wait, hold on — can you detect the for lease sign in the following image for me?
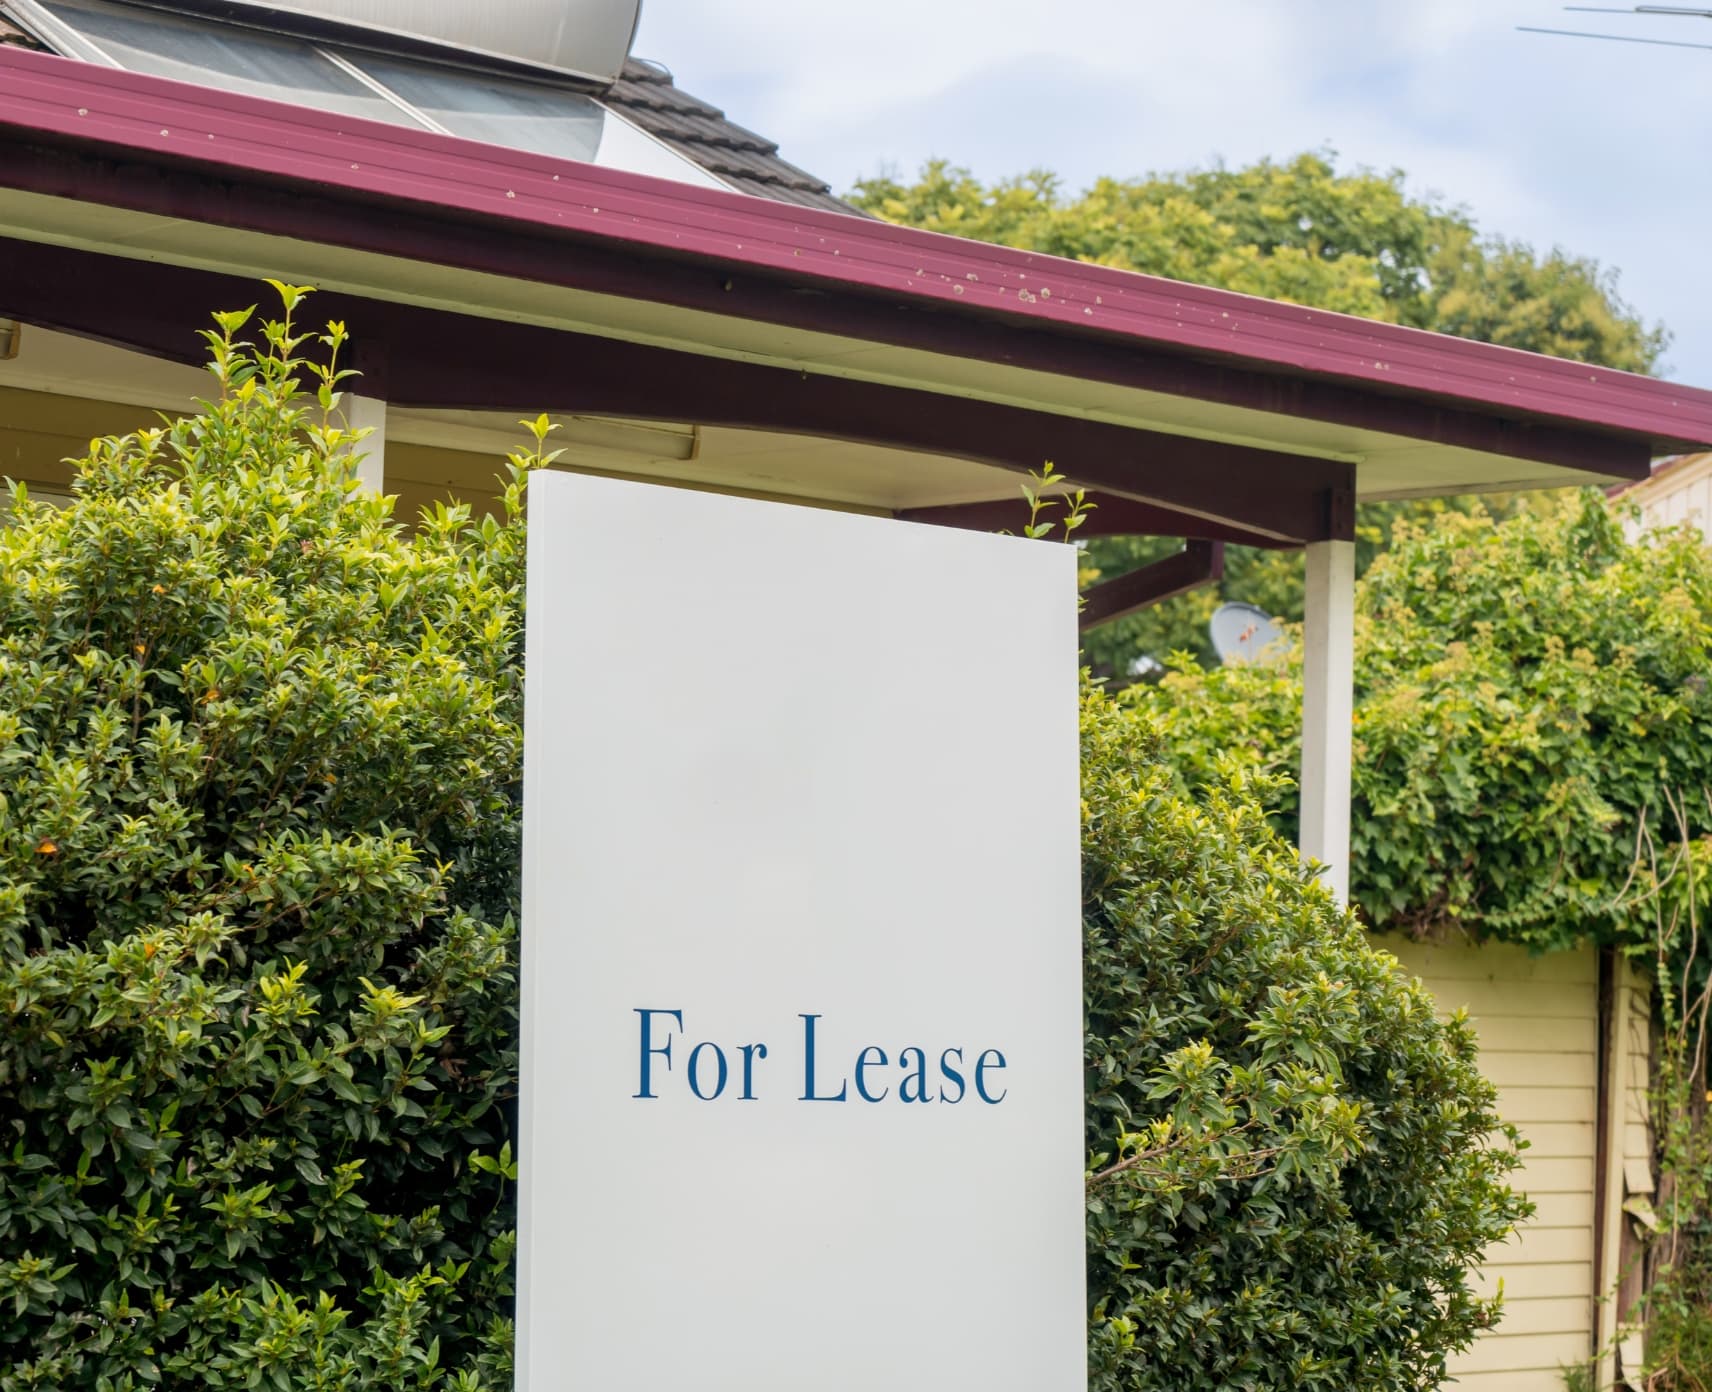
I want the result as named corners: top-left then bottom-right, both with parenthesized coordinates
top-left (517, 473), bottom-right (1084, 1391)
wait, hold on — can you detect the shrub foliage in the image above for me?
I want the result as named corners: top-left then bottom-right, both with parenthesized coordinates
top-left (1141, 493), bottom-right (1712, 951)
top-left (1080, 687), bottom-right (1527, 1390)
top-left (0, 291), bottom-right (1526, 1390)
top-left (0, 292), bottom-right (525, 1389)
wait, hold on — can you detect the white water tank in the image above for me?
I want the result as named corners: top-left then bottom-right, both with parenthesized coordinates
top-left (175, 0), bottom-right (644, 83)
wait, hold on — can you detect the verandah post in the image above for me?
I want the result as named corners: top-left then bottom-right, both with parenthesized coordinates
top-left (342, 393), bottom-right (388, 494)
top-left (1300, 537), bottom-right (1356, 899)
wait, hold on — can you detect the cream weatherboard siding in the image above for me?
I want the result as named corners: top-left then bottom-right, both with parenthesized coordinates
top-left (1382, 938), bottom-right (1599, 1391)
top-left (1618, 452), bottom-right (1712, 538)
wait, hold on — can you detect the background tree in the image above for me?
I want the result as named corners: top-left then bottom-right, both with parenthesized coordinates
top-left (1126, 490), bottom-right (1712, 1385)
top-left (852, 153), bottom-right (1668, 676)
top-left (1134, 491), bottom-right (1712, 951)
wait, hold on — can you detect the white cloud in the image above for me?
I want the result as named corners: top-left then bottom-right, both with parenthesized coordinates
top-left (634, 0), bottom-right (1712, 383)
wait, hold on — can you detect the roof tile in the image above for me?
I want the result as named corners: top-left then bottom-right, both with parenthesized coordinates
top-left (605, 58), bottom-right (858, 216)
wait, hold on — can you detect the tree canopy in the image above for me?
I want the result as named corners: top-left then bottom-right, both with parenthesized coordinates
top-left (853, 153), bottom-right (1663, 370)
top-left (852, 153), bottom-right (1668, 677)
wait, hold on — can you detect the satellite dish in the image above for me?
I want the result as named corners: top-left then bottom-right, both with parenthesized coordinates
top-left (1209, 603), bottom-right (1283, 666)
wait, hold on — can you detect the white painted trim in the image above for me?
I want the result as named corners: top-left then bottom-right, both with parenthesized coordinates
top-left (1597, 957), bottom-right (1629, 1390)
top-left (1300, 539), bottom-right (1355, 900)
top-left (1615, 452), bottom-right (1712, 513)
top-left (591, 102), bottom-right (735, 193)
top-left (316, 47), bottom-right (451, 134)
top-left (341, 393), bottom-right (387, 494)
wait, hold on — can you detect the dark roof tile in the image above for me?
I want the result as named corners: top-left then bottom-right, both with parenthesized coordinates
top-left (606, 58), bottom-right (859, 216)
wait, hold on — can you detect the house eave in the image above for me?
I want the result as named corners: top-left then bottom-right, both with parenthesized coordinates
top-left (0, 43), bottom-right (1708, 513)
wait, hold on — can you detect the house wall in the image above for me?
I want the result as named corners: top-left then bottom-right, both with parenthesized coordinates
top-left (1618, 452), bottom-right (1712, 539)
top-left (1382, 937), bottom-right (1600, 1390)
top-left (0, 384), bottom-right (128, 494)
top-left (0, 384), bottom-right (505, 519)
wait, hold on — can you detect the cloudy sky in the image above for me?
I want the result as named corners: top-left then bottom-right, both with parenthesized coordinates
top-left (632, 1), bottom-right (1710, 386)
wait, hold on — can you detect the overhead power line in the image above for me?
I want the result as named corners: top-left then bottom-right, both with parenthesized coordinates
top-left (1521, 4), bottom-right (1712, 48)
top-left (1565, 4), bottom-right (1712, 13)
top-left (1519, 23), bottom-right (1712, 47)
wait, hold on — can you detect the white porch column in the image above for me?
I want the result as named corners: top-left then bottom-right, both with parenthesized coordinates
top-left (341, 393), bottom-right (387, 494)
top-left (1300, 539), bottom-right (1356, 899)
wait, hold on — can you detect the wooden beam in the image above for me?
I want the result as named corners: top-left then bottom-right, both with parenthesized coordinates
top-left (0, 237), bottom-right (1357, 544)
top-left (1079, 541), bottom-right (1225, 632)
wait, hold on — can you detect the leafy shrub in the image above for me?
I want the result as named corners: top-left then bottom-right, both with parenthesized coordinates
top-left (1081, 683), bottom-right (1529, 1390)
top-left (0, 291), bottom-right (525, 1389)
top-left (1140, 493), bottom-right (1712, 951)
top-left (0, 288), bottom-right (1526, 1390)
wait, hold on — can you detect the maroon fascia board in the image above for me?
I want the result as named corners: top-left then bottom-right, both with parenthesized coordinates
top-left (0, 132), bottom-right (1653, 487)
top-left (0, 45), bottom-right (1708, 463)
top-left (0, 235), bottom-right (1357, 544)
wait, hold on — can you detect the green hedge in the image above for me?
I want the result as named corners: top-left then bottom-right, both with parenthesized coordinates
top-left (0, 294), bottom-right (1526, 1390)
top-left (0, 296), bottom-right (523, 1389)
top-left (1081, 687), bottom-right (1527, 1391)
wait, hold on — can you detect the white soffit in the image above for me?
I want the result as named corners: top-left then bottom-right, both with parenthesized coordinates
top-left (400, 411), bottom-right (1026, 511)
top-left (0, 329), bottom-right (1031, 511)
top-left (0, 322), bottom-right (211, 408)
top-left (0, 188), bottom-right (1624, 501)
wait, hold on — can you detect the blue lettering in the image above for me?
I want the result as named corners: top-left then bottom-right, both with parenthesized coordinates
top-left (854, 1045), bottom-right (890, 1103)
top-left (688, 1041), bottom-right (728, 1100)
top-left (739, 1042), bottom-right (768, 1100)
top-left (646, 1013), bottom-right (1006, 1107)
top-left (898, 1047), bottom-right (931, 1104)
top-left (633, 1008), bottom-right (683, 1099)
top-left (799, 1014), bottom-right (847, 1102)
top-left (938, 1048), bottom-right (966, 1104)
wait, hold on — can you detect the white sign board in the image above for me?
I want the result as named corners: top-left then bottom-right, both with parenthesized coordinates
top-left (518, 473), bottom-right (1085, 1391)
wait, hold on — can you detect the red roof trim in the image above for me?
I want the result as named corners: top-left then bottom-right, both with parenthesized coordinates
top-left (1608, 452), bottom-right (1710, 498)
top-left (1, 45), bottom-right (1710, 452)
